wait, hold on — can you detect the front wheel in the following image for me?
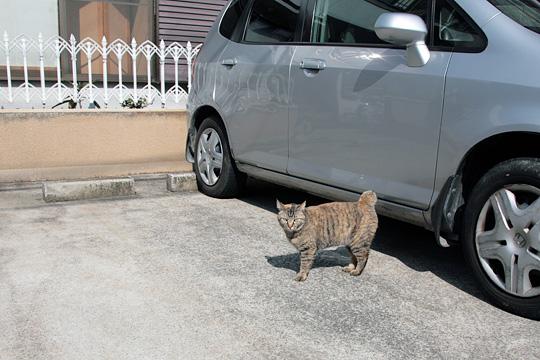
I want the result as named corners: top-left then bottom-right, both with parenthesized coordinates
top-left (193, 117), bottom-right (245, 198)
top-left (462, 158), bottom-right (540, 320)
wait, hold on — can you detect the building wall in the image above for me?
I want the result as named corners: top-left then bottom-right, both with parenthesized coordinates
top-left (158, 0), bottom-right (228, 80)
top-left (0, 0), bottom-right (228, 81)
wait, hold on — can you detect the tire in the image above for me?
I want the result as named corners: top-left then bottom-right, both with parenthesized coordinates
top-left (462, 158), bottom-right (540, 320)
top-left (193, 117), bottom-right (245, 198)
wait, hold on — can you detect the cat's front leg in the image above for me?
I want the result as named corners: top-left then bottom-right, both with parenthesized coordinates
top-left (295, 247), bottom-right (316, 282)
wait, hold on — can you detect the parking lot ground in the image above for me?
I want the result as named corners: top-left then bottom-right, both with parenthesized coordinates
top-left (0, 179), bottom-right (538, 359)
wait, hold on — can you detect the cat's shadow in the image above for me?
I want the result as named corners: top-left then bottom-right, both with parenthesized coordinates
top-left (266, 247), bottom-right (351, 272)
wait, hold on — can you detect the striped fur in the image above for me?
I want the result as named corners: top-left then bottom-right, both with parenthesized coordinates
top-left (277, 191), bottom-right (378, 281)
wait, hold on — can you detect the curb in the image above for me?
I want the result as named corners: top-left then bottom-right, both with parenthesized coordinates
top-left (42, 178), bottom-right (135, 203)
top-left (167, 173), bottom-right (197, 192)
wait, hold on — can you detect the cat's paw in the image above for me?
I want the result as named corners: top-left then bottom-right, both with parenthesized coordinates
top-left (342, 264), bottom-right (355, 273)
top-left (349, 269), bottom-right (363, 276)
top-left (294, 273), bottom-right (308, 282)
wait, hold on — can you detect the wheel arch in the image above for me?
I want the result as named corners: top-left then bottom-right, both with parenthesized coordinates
top-left (432, 131), bottom-right (540, 244)
top-left (187, 105), bottom-right (235, 162)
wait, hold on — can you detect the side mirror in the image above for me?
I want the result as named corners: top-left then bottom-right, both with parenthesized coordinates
top-left (374, 13), bottom-right (430, 67)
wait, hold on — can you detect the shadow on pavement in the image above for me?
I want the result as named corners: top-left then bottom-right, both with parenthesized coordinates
top-left (266, 247), bottom-right (351, 272)
top-left (240, 178), bottom-right (486, 301)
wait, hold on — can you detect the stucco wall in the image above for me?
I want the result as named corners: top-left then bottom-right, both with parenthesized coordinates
top-left (0, 109), bottom-right (189, 182)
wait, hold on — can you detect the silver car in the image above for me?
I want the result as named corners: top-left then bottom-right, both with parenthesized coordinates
top-left (186, 0), bottom-right (540, 319)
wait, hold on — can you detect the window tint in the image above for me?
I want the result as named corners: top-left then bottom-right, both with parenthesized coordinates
top-left (488, 0), bottom-right (540, 34)
top-left (244, 0), bottom-right (301, 43)
top-left (433, 0), bottom-right (485, 49)
top-left (220, 0), bottom-right (249, 40)
top-left (310, 0), bottom-right (428, 45)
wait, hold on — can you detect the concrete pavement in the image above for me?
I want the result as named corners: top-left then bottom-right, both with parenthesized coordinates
top-left (0, 179), bottom-right (538, 359)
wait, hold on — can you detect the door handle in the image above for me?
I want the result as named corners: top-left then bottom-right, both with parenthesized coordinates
top-left (221, 58), bottom-right (238, 67)
top-left (300, 58), bottom-right (326, 71)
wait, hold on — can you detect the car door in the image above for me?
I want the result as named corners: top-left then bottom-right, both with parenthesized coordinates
top-left (287, 0), bottom-right (452, 209)
top-left (214, 0), bottom-right (303, 173)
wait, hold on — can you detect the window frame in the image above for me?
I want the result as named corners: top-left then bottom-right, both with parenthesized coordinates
top-left (219, 0), bottom-right (250, 41)
top-left (236, 0), bottom-right (310, 45)
top-left (429, 0), bottom-right (488, 53)
top-left (300, 0), bottom-right (431, 49)
top-left (57, 0), bottom-right (157, 82)
top-left (224, 0), bottom-right (487, 53)
top-left (300, 0), bottom-right (487, 53)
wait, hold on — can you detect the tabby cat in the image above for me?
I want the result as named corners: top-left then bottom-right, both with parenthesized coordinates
top-left (276, 191), bottom-right (378, 282)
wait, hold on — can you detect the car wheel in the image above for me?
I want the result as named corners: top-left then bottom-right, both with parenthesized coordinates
top-left (462, 158), bottom-right (540, 320)
top-left (194, 117), bottom-right (245, 198)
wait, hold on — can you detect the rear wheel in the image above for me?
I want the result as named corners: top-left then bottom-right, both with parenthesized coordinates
top-left (194, 117), bottom-right (245, 198)
top-left (462, 158), bottom-right (540, 320)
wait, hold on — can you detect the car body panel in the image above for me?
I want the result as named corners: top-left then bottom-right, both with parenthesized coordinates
top-left (455, 0), bottom-right (499, 28)
top-left (213, 40), bottom-right (295, 173)
top-left (288, 45), bottom-right (451, 209)
top-left (237, 162), bottom-right (428, 227)
top-left (433, 3), bottom-right (540, 201)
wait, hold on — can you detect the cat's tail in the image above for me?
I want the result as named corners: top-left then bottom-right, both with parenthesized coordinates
top-left (358, 191), bottom-right (377, 207)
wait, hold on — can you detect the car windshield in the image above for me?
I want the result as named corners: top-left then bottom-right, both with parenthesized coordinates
top-left (488, 0), bottom-right (540, 34)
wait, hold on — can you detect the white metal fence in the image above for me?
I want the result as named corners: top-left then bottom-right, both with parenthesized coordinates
top-left (0, 32), bottom-right (201, 109)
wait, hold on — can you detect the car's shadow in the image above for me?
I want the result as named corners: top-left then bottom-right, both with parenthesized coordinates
top-left (240, 178), bottom-right (485, 300)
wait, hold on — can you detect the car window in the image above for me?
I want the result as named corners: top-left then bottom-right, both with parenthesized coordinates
top-left (433, 0), bottom-right (486, 49)
top-left (244, 0), bottom-right (302, 43)
top-left (488, 0), bottom-right (540, 34)
top-left (220, 0), bottom-right (250, 40)
top-left (310, 0), bottom-right (428, 45)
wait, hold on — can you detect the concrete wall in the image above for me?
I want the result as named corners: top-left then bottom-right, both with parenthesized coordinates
top-left (0, 109), bottom-right (190, 183)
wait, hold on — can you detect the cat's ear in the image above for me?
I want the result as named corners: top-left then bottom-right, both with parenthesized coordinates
top-left (298, 201), bottom-right (307, 211)
top-left (276, 199), bottom-right (284, 211)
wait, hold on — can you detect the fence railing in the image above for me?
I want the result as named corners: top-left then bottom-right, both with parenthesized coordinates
top-left (0, 33), bottom-right (201, 109)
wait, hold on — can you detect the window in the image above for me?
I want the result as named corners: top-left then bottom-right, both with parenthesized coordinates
top-left (310, 0), bottom-right (428, 45)
top-left (488, 0), bottom-right (540, 34)
top-left (0, 0), bottom-right (59, 71)
top-left (220, 0), bottom-right (250, 40)
top-left (433, 0), bottom-right (486, 50)
top-left (59, 0), bottom-right (154, 76)
top-left (244, 0), bottom-right (301, 43)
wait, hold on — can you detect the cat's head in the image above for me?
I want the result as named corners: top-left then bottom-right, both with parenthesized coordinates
top-left (276, 200), bottom-right (307, 237)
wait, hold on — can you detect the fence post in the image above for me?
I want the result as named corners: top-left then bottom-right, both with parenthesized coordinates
top-left (55, 38), bottom-right (63, 102)
top-left (38, 33), bottom-right (46, 108)
top-left (173, 47), bottom-right (179, 104)
top-left (187, 41), bottom-right (192, 94)
top-left (159, 40), bottom-right (166, 108)
top-left (21, 37), bottom-right (30, 103)
top-left (3, 32), bottom-right (13, 103)
top-left (85, 41), bottom-right (94, 104)
top-left (70, 34), bottom-right (78, 104)
top-left (102, 36), bottom-right (108, 108)
top-left (115, 44), bottom-right (124, 104)
top-left (131, 38), bottom-right (137, 102)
